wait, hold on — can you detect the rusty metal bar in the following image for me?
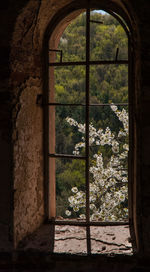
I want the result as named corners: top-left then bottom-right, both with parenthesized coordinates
top-left (47, 102), bottom-right (128, 107)
top-left (49, 49), bottom-right (62, 52)
top-left (88, 103), bottom-right (128, 106)
top-left (48, 153), bottom-right (86, 160)
top-left (86, 7), bottom-right (91, 255)
top-left (48, 219), bottom-right (129, 226)
top-left (115, 47), bottom-right (119, 61)
top-left (49, 60), bottom-right (128, 66)
top-left (90, 19), bottom-right (103, 24)
top-left (48, 103), bottom-right (85, 106)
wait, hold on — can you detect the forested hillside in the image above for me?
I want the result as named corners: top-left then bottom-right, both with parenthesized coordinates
top-left (50, 11), bottom-right (128, 219)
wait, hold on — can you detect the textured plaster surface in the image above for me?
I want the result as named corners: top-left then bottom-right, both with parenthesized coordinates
top-left (13, 77), bottom-right (44, 246)
top-left (10, 0), bottom-right (79, 247)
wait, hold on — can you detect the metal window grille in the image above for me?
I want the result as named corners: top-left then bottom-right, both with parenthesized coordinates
top-left (47, 7), bottom-right (129, 255)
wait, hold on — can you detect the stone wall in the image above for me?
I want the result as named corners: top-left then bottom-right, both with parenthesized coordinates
top-left (9, 0), bottom-right (76, 247)
top-left (13, 77), bottom-right (44, 247)
top-left (10, 1), bottom-right (44, 247)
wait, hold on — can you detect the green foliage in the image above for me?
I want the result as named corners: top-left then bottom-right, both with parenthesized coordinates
top-left (56, 159), bottom-right (85, 218)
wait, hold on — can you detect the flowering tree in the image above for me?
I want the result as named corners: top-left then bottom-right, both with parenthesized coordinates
top-left (65, 105), bottom-right (129, 221)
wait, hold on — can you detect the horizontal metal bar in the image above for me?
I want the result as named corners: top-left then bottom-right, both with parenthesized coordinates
top-left (86, 103), bottom-right (128, 106)
top-left (48, 153), bottom-right (86, 160)
top-left (90, 20), bottom-right (103, 24)
top-left (49, 60), bottom-right (128, 66)
top-left (47, 103), bottom-right (128, 107)
top-left (49, 49), bottom-right (62, 52)
top-left (47, 103), bottom-right (85, 106)
top-left (48, 219), bottom-right (129, 226)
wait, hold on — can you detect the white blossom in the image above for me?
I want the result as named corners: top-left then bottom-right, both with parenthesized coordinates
top-left (65, 104), bottom-right (129, 221)
top-left (79, 214), bottom-right (86, 219)
top-left (65, 210), bottom-right (71, 216)
top-left (71, 187), bottom-right (78, 193)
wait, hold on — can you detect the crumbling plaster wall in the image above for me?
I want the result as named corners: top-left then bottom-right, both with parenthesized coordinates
top-left (11, 1), bottom-right (43, 246)
top-left (11, 0), bottom-right (45, 247)
top-left (11, 0), bottom-right (75, 248)
top-left (13, 77), bottom-right (44, 247)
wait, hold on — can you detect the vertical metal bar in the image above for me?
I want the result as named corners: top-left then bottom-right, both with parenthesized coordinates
top-left (49, 46), bottom-right (56, 219)
top-left (128, 36), bottom-right (137, 249)
top-left (115, 47), bottom-right (119, 61)
top-left (128, 38), bottom-right (131, 224)
top-left (86, 6), bottom-right (91, 255)
top-left (60, 50), bottom-right (62, 63)
top-left (44, 41), bottom-right (50, 220)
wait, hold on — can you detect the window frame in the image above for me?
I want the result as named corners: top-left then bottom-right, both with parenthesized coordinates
top-left (43, 2), bottom-right (136, 254)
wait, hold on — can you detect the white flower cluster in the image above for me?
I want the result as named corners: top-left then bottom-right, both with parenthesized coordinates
top-left (111, 104), bottom-right (128, 134)
top-left (65, 105), bottom-right (129, 221)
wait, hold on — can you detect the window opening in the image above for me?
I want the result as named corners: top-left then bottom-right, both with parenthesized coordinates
top-left (47, 8), bottom-right (133, 255)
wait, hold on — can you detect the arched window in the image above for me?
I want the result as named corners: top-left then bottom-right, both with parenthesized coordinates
top-left (44, 5), bottom-right (134, 254)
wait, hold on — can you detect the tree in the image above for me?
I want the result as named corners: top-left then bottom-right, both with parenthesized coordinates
top-left (65, 105), bottom-right (128, 221)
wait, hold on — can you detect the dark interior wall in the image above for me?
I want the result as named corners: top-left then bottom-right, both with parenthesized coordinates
top-left (138, 0), bottom-right (150, 257)
top-left (0, 0), bottom-right (32, 250)
top-left (125, 0), bottom-right (150, 258)
top-left (0, 0), bottom-right (150, 270)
